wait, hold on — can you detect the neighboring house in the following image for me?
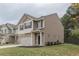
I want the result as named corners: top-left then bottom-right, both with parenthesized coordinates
top-left (16, 13), bottom-right (64, 46)
top-left (0, 23), bottom-right (16, 45)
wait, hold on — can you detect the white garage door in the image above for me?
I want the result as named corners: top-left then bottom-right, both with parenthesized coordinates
top-left (20, 34), bottom-right (32, 46)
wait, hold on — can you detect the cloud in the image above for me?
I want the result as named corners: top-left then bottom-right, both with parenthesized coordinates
top-left (0, 3), bottom-right (71, 25)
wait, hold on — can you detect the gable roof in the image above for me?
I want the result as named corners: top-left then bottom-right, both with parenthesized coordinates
top-left (17, 13), bottom-right (36, 25)
top-left (6, 23), bottom-right (16, 30)
top-left (17, 13), bottom-right (60, 25)
top-left (0, 23), bottom-right (16, 30)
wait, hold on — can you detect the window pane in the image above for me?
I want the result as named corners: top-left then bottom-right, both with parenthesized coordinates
top-left (20, 25), bottom-right (23, 30)
top-left (24, 22), bottom-right (32, 29)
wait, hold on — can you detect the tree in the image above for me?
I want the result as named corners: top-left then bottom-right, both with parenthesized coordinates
top-left (61, 3), bottom-right (79, 41)
top-left (61, 14), bottom-right (72, 39)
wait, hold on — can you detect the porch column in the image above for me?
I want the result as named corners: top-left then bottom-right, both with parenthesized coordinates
top-left (40, 32), bottom-right (43, 46)
top-left (15, 35), bottom-right (17, 44)
top-left (32, 20), bottom-right (34, 30)
top-left (31, 33), bottom-right (34, 46)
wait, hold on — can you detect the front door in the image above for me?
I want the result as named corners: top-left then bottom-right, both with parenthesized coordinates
top-left (38, 35), bottom-right (40, 45)
top-left (35, 33), bottom-right (40, 46)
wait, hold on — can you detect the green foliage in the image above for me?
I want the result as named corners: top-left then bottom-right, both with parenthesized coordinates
top-left (71, 29), bottom-right (79, 39)
top-left (61, 3), bottom-right (79, 41)
top-left (61, 14), bottom-right (71, 29)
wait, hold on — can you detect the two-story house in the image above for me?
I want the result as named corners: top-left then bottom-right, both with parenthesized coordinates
top-left (0, 23), bottom-right (16, 44)
top-left (16, 13), bottom-right (64, 46)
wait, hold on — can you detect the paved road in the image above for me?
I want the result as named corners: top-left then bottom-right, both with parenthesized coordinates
top-left (0, 44), bottom-right (21, 49)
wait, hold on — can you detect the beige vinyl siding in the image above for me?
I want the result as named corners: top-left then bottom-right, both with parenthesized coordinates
top-left (44, 13), bottom-right (64, 44)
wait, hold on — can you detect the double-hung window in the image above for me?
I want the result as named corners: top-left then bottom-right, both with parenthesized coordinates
top-left (20, 25), bottom-right (23, 30)
top-left (24, 22), bottom-right (32, 29)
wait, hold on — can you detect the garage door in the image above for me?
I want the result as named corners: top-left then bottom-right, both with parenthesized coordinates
top-left (20, 34), bottom-right (32, 46)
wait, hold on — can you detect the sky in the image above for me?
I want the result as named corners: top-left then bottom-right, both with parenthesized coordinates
top-left (0, 3), bottom-right (71, 25)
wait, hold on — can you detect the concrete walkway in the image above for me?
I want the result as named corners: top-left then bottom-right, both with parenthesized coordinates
top-left (0, 44), bottom-right (21, 49)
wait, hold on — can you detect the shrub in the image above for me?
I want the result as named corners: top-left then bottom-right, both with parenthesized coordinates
top-left (70, 29), bottom-right (79, 39)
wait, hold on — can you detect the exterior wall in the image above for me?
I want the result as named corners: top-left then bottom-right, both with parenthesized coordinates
top-left (0, 24), bottom-right (16, 45)
top-left (17, 28), bottom-right (33, 34)
top-left (17, 33), bottom-right (33, 46)
top-left (17, 32), bottom-right (45, 46)
top-left (17, 15), bottom-right (35, 46)
top-left (1, 26), bottom-right (8, 34)
top-left (9, 36), bottom-right (15, 43)
top-left (31, 33), bottom-right (35, 46)
top-left (0, 35), bottom-right (9, 44)
top-left (44, 13), bottom-right (64, 44)
top-left (17, 20), bottom-right (33, 34)
top-left (0, 24), bottom-right (15, 34)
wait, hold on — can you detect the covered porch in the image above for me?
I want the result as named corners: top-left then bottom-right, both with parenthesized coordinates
top-left (32, 31), bottom-right (45, 46)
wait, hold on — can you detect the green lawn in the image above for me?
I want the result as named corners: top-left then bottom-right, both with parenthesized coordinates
top-left (0, 44), bottom-right (79, 56)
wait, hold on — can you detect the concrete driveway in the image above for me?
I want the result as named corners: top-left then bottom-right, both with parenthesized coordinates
top-left (0, 44), bottom-right (21, 49)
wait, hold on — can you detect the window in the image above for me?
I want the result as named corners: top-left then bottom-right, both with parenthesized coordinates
top-left (38, 21), bottom-right (41, 28)
top-left (19, 21), bottom-right (32, 30)
top-left (13, 28), bottom-right (16, 32)
top-left (20, 25), bottom-right (23, 30)
top-left (41, 20), bottom-right (43, 27)
top-left (1, 30), bottom-right (3, 33)
top-left (24, 22), bottom-right (32, 29)
top-left (24, 23), bottom-right (27, 29)
top-left (5, 29), bottom-right (6, 33)
top-left (9, 30), bottom-right (12, 33)
top-left (37, 20), bottom-right (43, 29)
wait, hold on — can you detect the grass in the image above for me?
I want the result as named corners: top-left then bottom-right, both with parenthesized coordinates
top-left (0, 44), bottom-right (79, 56)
